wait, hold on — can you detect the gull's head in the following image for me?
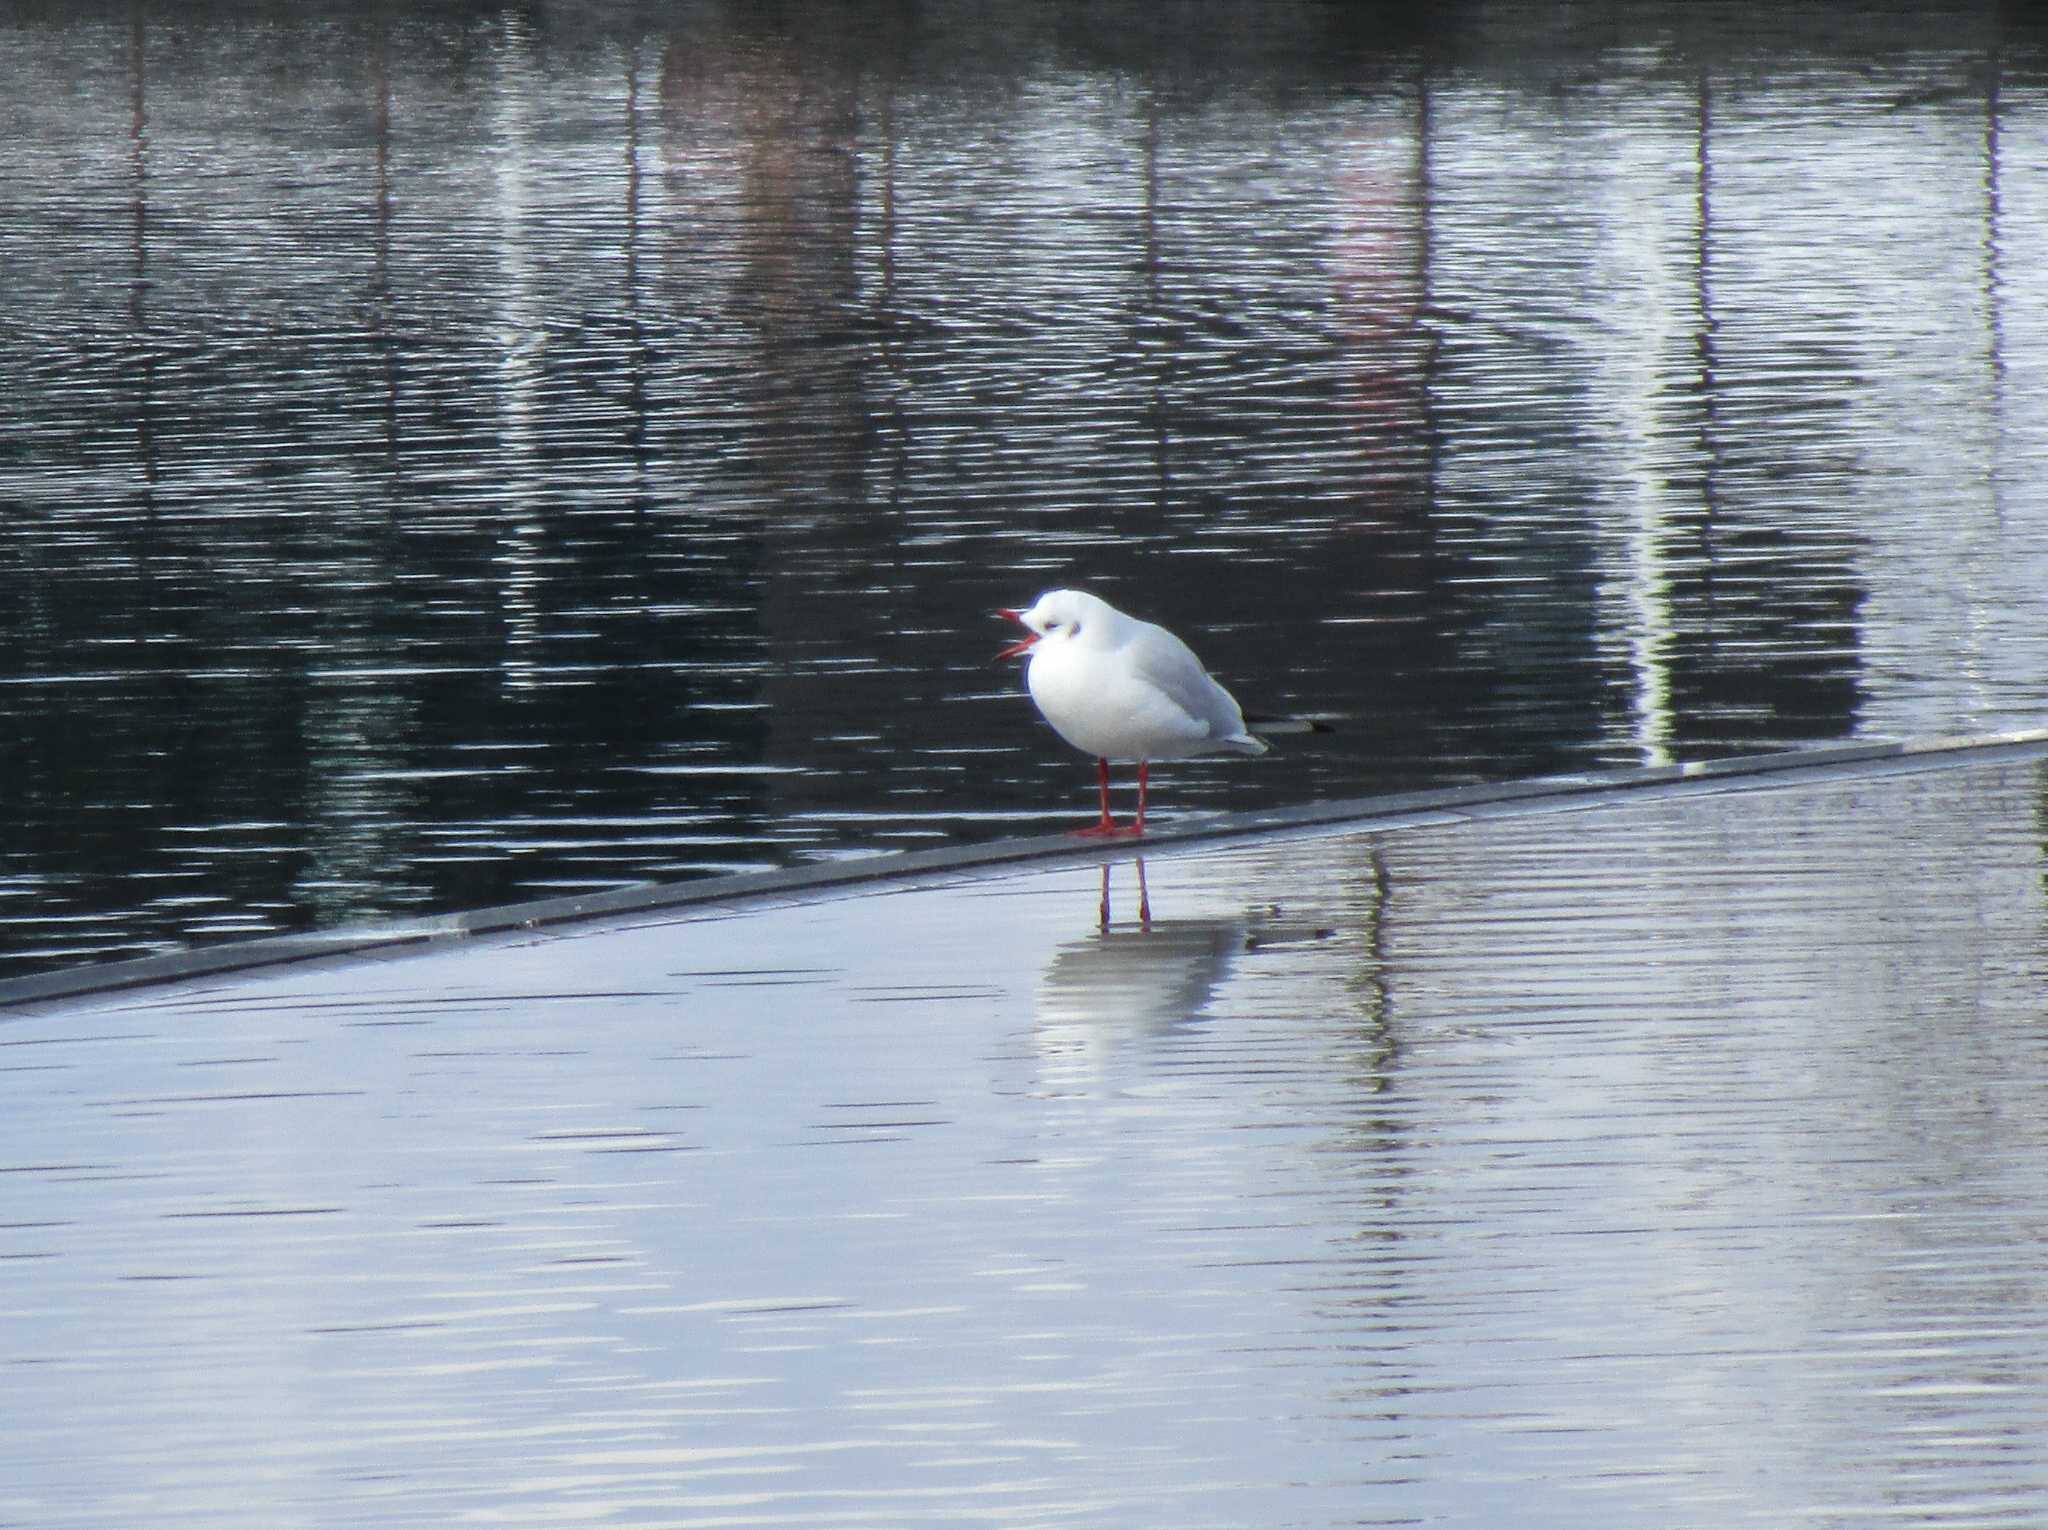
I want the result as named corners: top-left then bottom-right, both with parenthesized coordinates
top-left (995, 588), bottom-right (1114, 661)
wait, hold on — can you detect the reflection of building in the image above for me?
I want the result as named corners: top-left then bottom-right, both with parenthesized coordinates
top-left (2, 5), bottom-right (2046, 974)
top-left (656, 21), bottom-right (891, 844)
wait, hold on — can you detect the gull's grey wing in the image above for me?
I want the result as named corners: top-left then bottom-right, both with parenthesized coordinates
top-left (1122, 618), bottom-right (1261, 747)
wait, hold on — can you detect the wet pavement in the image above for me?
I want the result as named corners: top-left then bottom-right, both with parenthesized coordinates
top-left (7, 736), bottom-right (2048, 1527)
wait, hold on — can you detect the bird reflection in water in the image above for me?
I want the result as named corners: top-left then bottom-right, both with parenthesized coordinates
top-left (1036, 857), bottom-right (1343, 1088)
top-left (1034, 886), bottom-right (1245, 1086)
top-left (1098, 854), bottom-right (1151, 929)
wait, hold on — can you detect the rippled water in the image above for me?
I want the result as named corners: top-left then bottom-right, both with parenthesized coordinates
top-left (5, 750), bottom-right (2048, 1526)
top-left (4, 2), bottom-right (2048, 974)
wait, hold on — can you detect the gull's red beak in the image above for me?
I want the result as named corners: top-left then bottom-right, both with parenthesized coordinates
top-left (994, 609), bottom-right (1039, 662)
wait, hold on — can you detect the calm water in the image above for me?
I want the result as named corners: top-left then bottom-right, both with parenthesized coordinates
top-left (5, 751), bottom-right (2048, 1525)
top-left (4, 1), bottom-right (2048, 974)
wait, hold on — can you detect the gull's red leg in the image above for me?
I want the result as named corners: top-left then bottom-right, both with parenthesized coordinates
top-left (1133, 761), bottom-right (1150, 836)
top-left (1070, 757), bottom-right (1138, 839)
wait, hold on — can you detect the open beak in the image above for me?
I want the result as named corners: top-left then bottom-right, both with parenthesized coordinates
top-left (994, 609), bottom-right (1039, 662)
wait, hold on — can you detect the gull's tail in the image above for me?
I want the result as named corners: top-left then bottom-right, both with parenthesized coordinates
top-left (1245, 713), bottom-right (1339, 739)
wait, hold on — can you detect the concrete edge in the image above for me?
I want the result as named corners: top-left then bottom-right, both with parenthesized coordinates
top-left (6, 728), bottom-right (2046, 1014)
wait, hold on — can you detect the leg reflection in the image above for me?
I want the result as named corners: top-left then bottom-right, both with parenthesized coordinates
top-left (1097, 856), bottom-right (1153, 931)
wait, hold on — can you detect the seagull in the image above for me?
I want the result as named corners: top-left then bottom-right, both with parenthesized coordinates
top-left (997, 588), bottom-right (1304, 838)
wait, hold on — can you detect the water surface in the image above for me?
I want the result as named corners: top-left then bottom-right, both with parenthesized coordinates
top-left (4, 1), bottom-right (2048, 972)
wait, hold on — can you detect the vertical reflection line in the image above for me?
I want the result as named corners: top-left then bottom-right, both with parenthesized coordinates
top-left (1983, 34), bottom-right (2006, 526)
top-left (869, 72), bottom-right (911, 600)
top-left (492, 11), bottom-right (544, 692)
top-left (1414, 62), bottom-right (1442, 531)
top-left (875, 80), bottom-right (899, 345)
top-left (127, 1), bottom-right (157, 515)
top-left (1141, 87), bottom-right (1170, 514)
top-left (371, 10), bottom-right (399, 465)
top-left (1354, 845), bottom-right (1396, 1090)
top-left (624, 43), bottom-right (650, 508)
top-left (1611, 86), bottom-right (1681, 771)
top-left (1693, 66), bottom-right (1724, 623)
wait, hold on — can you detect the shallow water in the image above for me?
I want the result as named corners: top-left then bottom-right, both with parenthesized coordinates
top-left (3, 4), bottom-right (2048, 971)
top-left (5, 752), bottom-right (2048, 1526)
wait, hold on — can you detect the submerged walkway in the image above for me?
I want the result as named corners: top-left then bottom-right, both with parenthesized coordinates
top-left (5, 729), bottom-right (2045, 1012)
top-left (7, 730), bottom-right (2048, 1528)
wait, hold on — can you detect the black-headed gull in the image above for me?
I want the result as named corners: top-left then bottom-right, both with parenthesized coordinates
top-left (997, 588), bottom-right (1278, 838)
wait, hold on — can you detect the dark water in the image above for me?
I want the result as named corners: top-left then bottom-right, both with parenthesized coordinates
top-left (5, 0), bottom-right (2048, 975)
